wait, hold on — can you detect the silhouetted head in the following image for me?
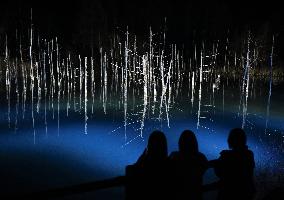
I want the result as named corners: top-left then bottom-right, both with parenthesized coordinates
top-left (228, 128), bottom-right (247, 150)
top-left (147, 130), bottom-right (168, 159)
top-left (178, 130), bottom-right (198, 154)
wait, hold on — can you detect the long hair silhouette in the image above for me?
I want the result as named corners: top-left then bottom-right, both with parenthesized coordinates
top-left (169, 130), bottom-right (208, 200)
top-left (146, 130), bottom-right (168, 160)
top-left (178, 130), bottom-right (199, 155)
top-left (125, 130), bottom-right (169, 200)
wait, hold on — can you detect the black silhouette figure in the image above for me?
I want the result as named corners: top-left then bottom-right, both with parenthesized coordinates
top-left (209, 128), bottom-right (255, 200)
top-left (169, 130), bottom-right (208, 200)
top-left (125, 130), bottom-right (169, 200)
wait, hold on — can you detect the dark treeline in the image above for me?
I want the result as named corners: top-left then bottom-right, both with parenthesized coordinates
top-left (0, 0), bottom-right (283, 63)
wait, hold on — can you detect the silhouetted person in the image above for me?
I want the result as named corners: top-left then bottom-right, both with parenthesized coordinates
top-left (125, 130), bottom-right (169, 200)
top-left (169, 130), bottom-right (208, 200)
top-left (209, 128), bottom-right (255, 200)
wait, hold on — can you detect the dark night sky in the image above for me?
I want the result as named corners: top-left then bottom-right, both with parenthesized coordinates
top-left (0, 0), bottom-right (283, 57)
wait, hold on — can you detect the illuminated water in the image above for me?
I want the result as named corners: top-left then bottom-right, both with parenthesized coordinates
top-left (0, 77), bottom-right (283, 199)
top-left (0, 29), bottom-right (283, 199)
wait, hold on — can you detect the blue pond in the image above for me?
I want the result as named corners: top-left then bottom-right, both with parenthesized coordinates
top-left (0, 80), bottom-right (284, 199)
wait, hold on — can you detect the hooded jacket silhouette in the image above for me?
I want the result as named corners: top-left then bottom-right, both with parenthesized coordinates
top-left (210, 128), bottom-right (255, 200)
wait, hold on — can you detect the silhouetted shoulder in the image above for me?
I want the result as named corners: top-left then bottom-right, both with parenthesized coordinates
top-left (198, 152), bottom-right (208, 162)
top-left (213, 128), bottom-right (256, 200)
top-left (219, 150), bottom-right (233, 161)
top-left (220, 150), bottom-right (230, 156)
top-left (220, 149), bottom-right (254, 157)
top-left (220, 149), bottom-right (255, 166)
